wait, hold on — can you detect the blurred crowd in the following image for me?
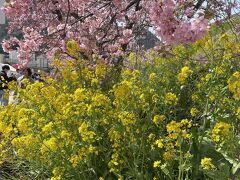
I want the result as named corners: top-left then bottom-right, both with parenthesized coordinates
top-left (0, 65), bottom-right (45, 106)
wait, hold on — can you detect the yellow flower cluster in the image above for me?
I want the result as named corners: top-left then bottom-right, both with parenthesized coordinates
top-left (11, 135), bottom-right (40, 160)
top-left (108, 128), bottom-right (122, 173)
top-left (153, 115), bottom-right (166, 125)
top-left (212, 122), bottom-right (231, 143)
top-left (237, 107), bottom-right (240, 119)
top-left (118, 111), bottom-right (136, 127)
top-left (165, 92), bottom-right (178, 105)
top-left (190, 108), bottom-right (199, 117)
top-left (66, 40), bottom-right (80, 56)
top-left (155, 139), bottom-right (164, 148)
top-left (177, 66), bottom-right (193, 82)
top-left (166, 119), bottom-right (192, 140)
top-left (191, 95), bottom-right (199, 102)
top-left (41, 137), bottom-right (59, 155)
top-left (79, 122), bottom-right (96, 142)
top-left (114, 80), bottom-right (133, 105)
top-left (153, 160), bottom-right (161, 168)
top-left (149, 73), bottom-right (157, 81)
top-left (201, 157), bottom-right (216, 170)
top-left (228, 71), bottom-right (240, 99)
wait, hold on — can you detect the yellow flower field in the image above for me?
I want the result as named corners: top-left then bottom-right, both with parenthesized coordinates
top-left (0, 32), bottom-right (240, 180)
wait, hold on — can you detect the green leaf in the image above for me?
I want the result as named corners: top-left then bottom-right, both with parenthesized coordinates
top-left (217, 150), bottom-right (240, 175)
top-left (232, 163), bottom-right (240, 175)
top-left (161, 163), bottom-right (171, 178)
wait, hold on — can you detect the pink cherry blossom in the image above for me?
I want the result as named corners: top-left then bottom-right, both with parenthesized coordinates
top-left (2, 0), bottom-right (234, 66)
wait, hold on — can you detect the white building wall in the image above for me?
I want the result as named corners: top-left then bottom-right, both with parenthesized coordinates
top-left (0, 0), bottom-right (6, 24)
top-left (9, 51), bottom-right (18, 63)
top-left (0, 54), bottom-right (4, 63)
top-left (7, 51), bottom-right (49, 71)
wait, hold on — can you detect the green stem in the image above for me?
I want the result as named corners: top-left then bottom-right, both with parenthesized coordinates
top-left (178, 140), bottom-right (183, 180)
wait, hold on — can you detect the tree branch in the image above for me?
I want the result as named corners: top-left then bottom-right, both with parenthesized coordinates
top-left (194, 0), bottom-right (205, 10)
top-left (125, 0), bottom-right (142, 11)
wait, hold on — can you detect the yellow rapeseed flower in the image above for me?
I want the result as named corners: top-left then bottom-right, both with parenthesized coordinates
top-left (212, 122), bottom-right (231, 143)
top-left (201, 157), bottom-right (216, 170)
top-left (50, 176), bottom-right (62, 180)
top-left (209, 95), bottom-right (215, 101)
top-left (114, 80), bottom-right (133, 104)
top-left (78, 122), bottom-right (96, 142)
top-left (205, 74), bottom-right (212, 82)
top-left (163, 151), bottom-right (172, 161)
top-left (153, 115), bottom-right (166, 125)
top-left (95, 64), bottom-right (106, 78)
top-left (17, 118), bottom-right (30, 133)
top-left (155, 139), bottom-right (164, 148)
top-left (228, 71), bottom-right (240, 99)
top-left (70, 154), bottom-right (80, 167)
top-left (190, 108), bottom-right (199, 117)
top-left (177, 66), bottom-right (193, 82)
top-left (153, 160), bottom-right (161, 168)
top-left (42, 122), bottom-right (54, 136)
top-left (66, 39), bottom-right (79, 56)
top-left (118, 111), bottom-right (136, 126)
top-left (166, 119), bottom-right (192, 140)
top-left (215, 66), bottom-right (224, 75)
top-left (166, 121), bottom-right (181, 139)
top-left (191, 95), bottom-right (199, 102)
top-left (149, 73), bottom-right (157, 81)
top-left (237, 107), bottom-right (240, 119)
top-left (41, 137), bottom-right (58, 154)
top-left (165, 92), bottom-right (178, 105)
top-left (148, 133), bottom-right (155, 140)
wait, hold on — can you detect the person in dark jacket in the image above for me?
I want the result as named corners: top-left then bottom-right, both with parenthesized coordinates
top-left (0, 65), bottom-right (16, 106)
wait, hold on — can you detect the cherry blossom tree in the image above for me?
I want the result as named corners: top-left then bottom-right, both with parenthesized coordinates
top-left (1, 0), bottom-right (238, 65)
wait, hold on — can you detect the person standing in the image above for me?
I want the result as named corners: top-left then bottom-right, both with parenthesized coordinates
top-left (17, 67), bottom-right (35, 89)
top-left (0, 65), bottom-right (16, 106)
